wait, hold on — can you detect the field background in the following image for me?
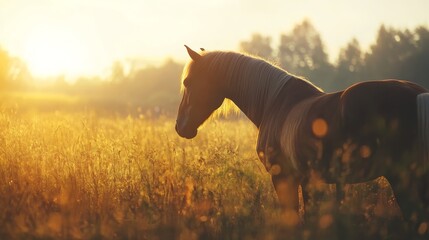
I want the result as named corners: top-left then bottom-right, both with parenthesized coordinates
top-left (0, 94), bottom-right (404, 240)
top-left (1, 21), bottom-right (428, 239)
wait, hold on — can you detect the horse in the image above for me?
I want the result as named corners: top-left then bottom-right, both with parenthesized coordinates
top-left (175, 46), bottom-right (429, 234)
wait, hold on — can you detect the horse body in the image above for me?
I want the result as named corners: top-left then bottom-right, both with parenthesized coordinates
top-left (272, 80), bottom-right (427, 184)
top-left (176, 46), bottom-right (429, 233)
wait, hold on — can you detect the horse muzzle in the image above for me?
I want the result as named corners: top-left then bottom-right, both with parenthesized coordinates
top-left (175, 119), bottom-right (197, 139)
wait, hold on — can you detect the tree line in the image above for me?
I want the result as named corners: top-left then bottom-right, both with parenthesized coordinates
top-left (240, 20), bottom-right (429, 91)
top-left (0, 20), bottom-right (428, 114)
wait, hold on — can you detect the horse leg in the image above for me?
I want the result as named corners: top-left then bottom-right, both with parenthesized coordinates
top-left (388, 172), bottom-right (428, 237)
top-left (417, 172), bottom-right (429, 235)
top-left (301, 178), bottom-right (310, 222)
top-left (272, 174), bottom-right (301, 226)
top-left (336, 182), bottom-right (345, 205)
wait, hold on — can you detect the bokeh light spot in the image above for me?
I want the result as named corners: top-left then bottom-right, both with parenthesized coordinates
top-left (199, 215), bottom-right (208, 222)
top-left (319, 214), bottom-right (333, 229)
top-left (418, 222), bottom-right (428, 235)
top-left (312, 118), bottom-right (328, 138)
top-left (281, 209), bottom-right (301, 227)
top-left (270, 164), bottom-right (282, 176)
top-left (359, 145), bottom-right (372, 158)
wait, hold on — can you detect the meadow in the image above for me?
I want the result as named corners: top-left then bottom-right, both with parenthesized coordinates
top-left (0, 95), bottom-right (406, 240)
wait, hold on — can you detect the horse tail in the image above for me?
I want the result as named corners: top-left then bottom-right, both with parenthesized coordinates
top-left (417, 93), bottom-right (429, 206)
top-left (417, 93), bottom-right (429, 169)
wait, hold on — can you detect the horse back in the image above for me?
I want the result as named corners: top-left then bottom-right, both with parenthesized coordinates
top-left (340, 80), bottom-right (427, 149)
top-left (286, 80), bottom-right (428, 182)
top-left (338, 80), bottom-right (427, 179)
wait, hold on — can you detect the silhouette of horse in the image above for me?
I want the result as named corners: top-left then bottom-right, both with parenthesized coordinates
top-left (175, 46), bottom-right (429, 233)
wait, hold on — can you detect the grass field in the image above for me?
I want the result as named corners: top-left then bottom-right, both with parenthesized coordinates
top-left (0, 98), bottom-right (409, 240)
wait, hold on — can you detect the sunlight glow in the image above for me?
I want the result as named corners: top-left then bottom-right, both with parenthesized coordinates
top-left (22, 25), bottom-right (89, 78)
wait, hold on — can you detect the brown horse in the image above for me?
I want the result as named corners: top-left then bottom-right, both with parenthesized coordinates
top-left (175, 46), bottom-right (429, 234)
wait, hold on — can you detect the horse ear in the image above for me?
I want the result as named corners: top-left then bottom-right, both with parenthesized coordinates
top-left (185, 45), bottom-right (201, 61)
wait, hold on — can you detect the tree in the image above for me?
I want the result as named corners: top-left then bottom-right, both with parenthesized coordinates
top-left (239, 33), bottom-right (273, 60)
top-left (110, 61), bottom-right (126, 82)
top-left (0, 48), bottom-right (11, 89)
top-left (8, 57), bottom-right (32, 90)
top-left (0, 47), bottom-right (33, 90)
top-left (364, 25), bottom-right (417, 81)
top-left (278, 20), bottom-right (334, 90)
top-left (402, 26), bottom-right (429, 88)
top-left (332, 38), bottom-right (364, 90)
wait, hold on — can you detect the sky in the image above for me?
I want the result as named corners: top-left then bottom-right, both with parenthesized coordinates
top-left (0, 0), bottom-right (428, 78)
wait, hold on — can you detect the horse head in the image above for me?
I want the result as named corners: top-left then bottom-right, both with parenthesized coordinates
top-left (175, 46), bottom-right (225, 139)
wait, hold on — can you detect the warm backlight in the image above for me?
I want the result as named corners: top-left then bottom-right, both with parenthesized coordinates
top-left (22, 26), bottom-right (88, 78)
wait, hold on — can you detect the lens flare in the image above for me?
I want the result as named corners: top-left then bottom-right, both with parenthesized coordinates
top-left (312, 118), bottom-right (328, 138)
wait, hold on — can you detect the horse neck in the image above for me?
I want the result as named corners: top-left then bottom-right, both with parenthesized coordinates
top-left (220, 55), bottom-right (321, 127)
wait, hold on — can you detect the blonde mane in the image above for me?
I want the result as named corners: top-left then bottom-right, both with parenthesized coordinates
top-left (180, 50), bottom-right (321, 119)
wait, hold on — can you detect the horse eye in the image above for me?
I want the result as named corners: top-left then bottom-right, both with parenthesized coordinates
top-left (183, 78), bottom-right (191, 88)
top-left (183, 78), bottom-right (190, 87)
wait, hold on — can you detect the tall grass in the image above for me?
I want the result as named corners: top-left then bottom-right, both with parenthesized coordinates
top-left (0, 108), bottom-right (280, 239)
top-left (0, 107), bottom-right (405, 239)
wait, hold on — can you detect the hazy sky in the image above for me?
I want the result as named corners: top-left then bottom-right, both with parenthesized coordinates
top-left (1, 0), bottom-right (428, 78)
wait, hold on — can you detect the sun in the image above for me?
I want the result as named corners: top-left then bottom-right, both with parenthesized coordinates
top-left (23, 26), bottom-right (88, 78)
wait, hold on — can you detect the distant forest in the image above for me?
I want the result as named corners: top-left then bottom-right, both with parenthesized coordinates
top-left (240, 20), bottom-right (429, 91)
top-left (1, 20), bottom-right (428, 115)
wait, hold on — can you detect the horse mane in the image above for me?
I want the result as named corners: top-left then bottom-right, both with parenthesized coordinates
top-left (181, 50), bottom-right (323, 118)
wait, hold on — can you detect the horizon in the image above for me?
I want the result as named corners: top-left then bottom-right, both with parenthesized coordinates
top-left (1, 0), bottom-right (428, 80)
